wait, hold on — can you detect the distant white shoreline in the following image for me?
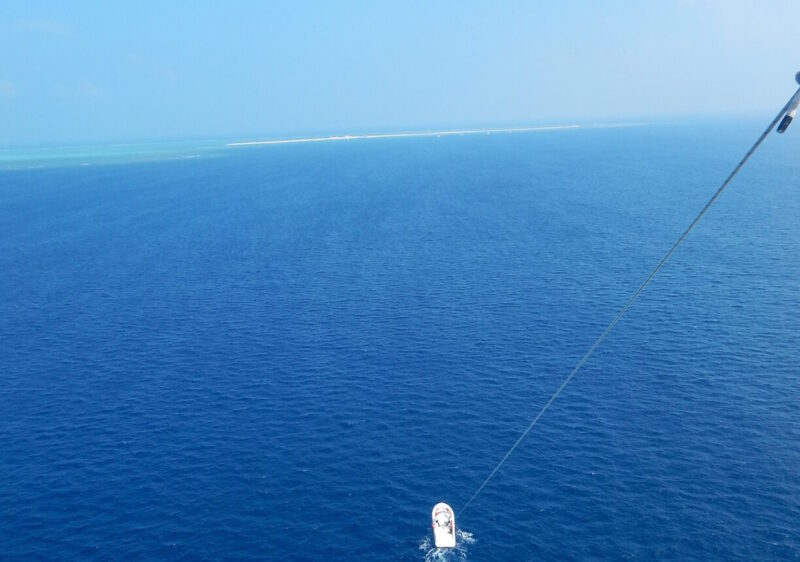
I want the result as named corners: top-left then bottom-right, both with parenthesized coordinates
top-left (226, 125), bottom-right (585, 147)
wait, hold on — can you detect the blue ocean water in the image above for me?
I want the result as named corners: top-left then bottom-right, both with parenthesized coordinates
top-left (1, 124), bottom-right (799, 560)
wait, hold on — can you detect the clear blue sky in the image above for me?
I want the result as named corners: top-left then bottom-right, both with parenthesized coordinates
top-left (2, 1), bottom-right (799, 146)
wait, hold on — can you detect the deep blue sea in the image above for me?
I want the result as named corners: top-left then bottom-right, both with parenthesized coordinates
top-left (2, 124), bottom-right (799, 560)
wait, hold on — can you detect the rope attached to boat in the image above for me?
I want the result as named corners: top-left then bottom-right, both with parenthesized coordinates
top-left (459, 80), bottom-right (800, 517)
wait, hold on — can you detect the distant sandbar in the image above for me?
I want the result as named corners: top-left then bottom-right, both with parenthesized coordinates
top-left (226, 125), bottom-right (582, 147)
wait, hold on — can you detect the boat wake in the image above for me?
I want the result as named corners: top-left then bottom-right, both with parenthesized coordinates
top-left (419, 529), bottom-right (475, 561)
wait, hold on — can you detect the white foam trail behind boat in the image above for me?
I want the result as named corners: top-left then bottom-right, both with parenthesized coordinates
top-left (419, 529), bottom-right (476, 561)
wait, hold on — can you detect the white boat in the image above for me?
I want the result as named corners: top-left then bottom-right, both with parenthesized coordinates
top-left (431, 502), bottom-right (456, 548)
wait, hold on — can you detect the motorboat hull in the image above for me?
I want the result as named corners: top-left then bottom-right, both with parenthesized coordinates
top-left (431, 502), bottom-right (456, 548)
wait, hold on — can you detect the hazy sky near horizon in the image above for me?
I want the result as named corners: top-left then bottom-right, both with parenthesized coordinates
top-left (2, 1), bottom-right (800, 145)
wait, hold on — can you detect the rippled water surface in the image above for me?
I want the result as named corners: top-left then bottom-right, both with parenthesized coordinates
top-left (2, 123), bottom-right (799, 560)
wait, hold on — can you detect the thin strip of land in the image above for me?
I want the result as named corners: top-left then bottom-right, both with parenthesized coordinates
top-left (226, 125), bottom-right (582, 147)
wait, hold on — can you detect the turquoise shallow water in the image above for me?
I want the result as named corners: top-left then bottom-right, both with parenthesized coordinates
top-left (0, 139), bottom-right (227, 171)
top-left (1, 123), bottom-right (799, 560)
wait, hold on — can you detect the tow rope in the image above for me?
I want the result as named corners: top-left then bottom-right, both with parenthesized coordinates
top-left (460, 73), bottom-right (800, 516)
